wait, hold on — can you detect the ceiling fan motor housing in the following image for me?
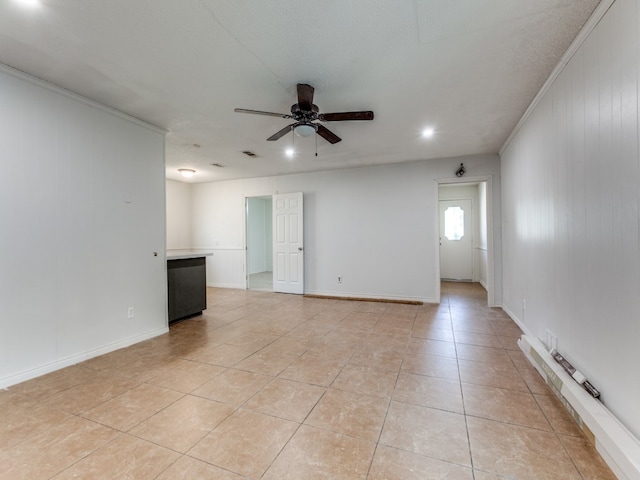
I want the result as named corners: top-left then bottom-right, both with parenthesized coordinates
top-left (291, 103), bottom-right (319, 122)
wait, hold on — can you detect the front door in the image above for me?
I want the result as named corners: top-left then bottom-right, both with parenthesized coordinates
top-left (273, 192), bottom-right (304, 294)
top-left (439, 199), bottom-right (473, 281)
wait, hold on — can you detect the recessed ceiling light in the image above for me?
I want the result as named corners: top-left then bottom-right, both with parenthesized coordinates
top-left (15, 0), bottom-right (40, 7)
top-left (178, 168), bottom-right (195, 178)
top-left (422, 128), bottom-right (435, 138)
top-left (285, 148), bottom-right (295, 158)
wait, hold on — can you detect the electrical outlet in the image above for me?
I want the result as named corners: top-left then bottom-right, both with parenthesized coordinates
top-left (546, 330), bottom-right (557, 352)
top-left (337, 276), bottom-right (342, 283)
top-left (127, 307), bottom-right (134, 319)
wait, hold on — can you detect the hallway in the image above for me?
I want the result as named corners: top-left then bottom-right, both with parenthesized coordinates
top-left (0, 283), bottom-right (615, 479)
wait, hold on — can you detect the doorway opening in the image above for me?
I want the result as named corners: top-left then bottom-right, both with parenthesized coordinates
top-left (246, 196), bottom-right (273, 291)
top-left (437, 178), bottom-right (494, 306)
top-left (245, 192), bottom-right (305, 294)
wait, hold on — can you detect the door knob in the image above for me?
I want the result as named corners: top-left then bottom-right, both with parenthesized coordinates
top-left (298, 247), bottom-right (304, 251)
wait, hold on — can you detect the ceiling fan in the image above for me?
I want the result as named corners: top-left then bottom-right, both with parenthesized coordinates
top-left (234, 83), bottom-right (374, 144)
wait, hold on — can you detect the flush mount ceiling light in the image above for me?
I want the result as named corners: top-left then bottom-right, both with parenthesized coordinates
top-left (178, 168), bottom-right (195, 178)
top-left (294, 123), bottom-right (316, 137)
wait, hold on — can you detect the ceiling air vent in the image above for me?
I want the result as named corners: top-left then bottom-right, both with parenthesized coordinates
top-left (210, 163), bottom-right (225, 168)
top-left (242, 150), bottom-right (258, 157)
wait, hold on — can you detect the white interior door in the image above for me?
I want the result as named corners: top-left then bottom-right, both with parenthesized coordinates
top-left (273, 192), bottom-right (304, 294)
top-left (439, 199), bottom-right (473, 280)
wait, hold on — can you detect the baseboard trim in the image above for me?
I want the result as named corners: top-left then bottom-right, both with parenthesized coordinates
top-left (0, 326), bottom-right (169, 389)
top-left (205, 285), bottom-right (437, 304)
top-left (519, 335), bottom-right (640, 480)
top-left (207, 282), bottom-right (245, 289)
top-left (303, 294), bottom-right (423, 305)
top-left (502, 304), bottom-right (529, 335)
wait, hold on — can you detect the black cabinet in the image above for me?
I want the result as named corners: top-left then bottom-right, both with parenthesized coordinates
top-left (167, 257), bottom-right (206, 322)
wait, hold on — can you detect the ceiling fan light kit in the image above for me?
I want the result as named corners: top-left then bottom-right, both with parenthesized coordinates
top-left (234, 83), bottom-right (374, 146)
top-left (294, 123), bottom-right (316, 137)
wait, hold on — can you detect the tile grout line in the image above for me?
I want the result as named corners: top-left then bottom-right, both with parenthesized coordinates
top-left (449, 296), bottom-right (479, 477)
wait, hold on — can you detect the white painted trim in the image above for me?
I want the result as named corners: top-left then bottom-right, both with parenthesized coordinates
top-left (499, 0), bottom-right (616, 155)
top-left (484, 175), bottom-right (496, 306)
top-left (0, 62), bottom-right (167, 135)
top-left (437, 175), bottom-right (489, 186)
top-left (519, 335), bottom-right (640, 480)
top-left (243, 195), bottom-right (249, 290)
top-left (304, 289), bottom-right (437, 305)
top-left (502, 304), bottom-right (530, 336)
top-left (0, 327), bottom-right (169, 389)
top-left (207, 282), bottom-right (246, 289)
top-left (433, 179), bottom-right (442, 303)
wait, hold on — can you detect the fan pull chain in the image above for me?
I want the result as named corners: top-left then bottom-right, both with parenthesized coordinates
top-left (315, 130), bottom-right (318, 157)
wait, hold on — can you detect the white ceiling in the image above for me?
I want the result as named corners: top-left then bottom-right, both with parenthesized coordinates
top-left (0, 0), bottom-right (600, 183)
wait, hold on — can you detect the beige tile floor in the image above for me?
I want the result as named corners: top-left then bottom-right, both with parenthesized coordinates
top-left (0, 282), bottom-right (617, 479)
top-left (248, 271), bottom-right (273, 291)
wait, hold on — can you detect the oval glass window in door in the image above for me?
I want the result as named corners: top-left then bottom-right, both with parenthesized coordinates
top-left (444, 206), bottom-right (464, 240)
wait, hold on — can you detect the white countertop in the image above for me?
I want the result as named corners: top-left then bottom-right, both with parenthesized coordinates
top-left (166, 249), bottom-right (214, 260)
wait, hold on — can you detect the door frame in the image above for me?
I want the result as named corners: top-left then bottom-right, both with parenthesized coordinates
top-left (435, 176), bottom-right (495, 306)
top-left (242, 192), bottom-right (304, 294)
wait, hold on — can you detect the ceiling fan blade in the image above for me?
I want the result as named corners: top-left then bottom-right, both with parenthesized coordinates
top-left (297, 84), bottom-right (315, 111)
top-left (316, 124), bottom-right (342, 144)
top-left (234, 108), bottom-right (292, 119)
top-left (318, 111), bottom-right (374, 121)
top-left (267, 124), bottom-right (295, 141)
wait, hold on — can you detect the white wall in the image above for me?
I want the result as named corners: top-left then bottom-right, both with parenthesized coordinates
top-left (166, 179), bottom-right (192, 250)
top-left (191, 154), bottom-right (502, 304)
top-left (0, 67), bottom-right (167, 387)
top-left (501, 0), bottom-right (640, 438)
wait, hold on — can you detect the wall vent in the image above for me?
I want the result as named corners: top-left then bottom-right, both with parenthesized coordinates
top-left (242, 150), bottom-right (258, 157)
